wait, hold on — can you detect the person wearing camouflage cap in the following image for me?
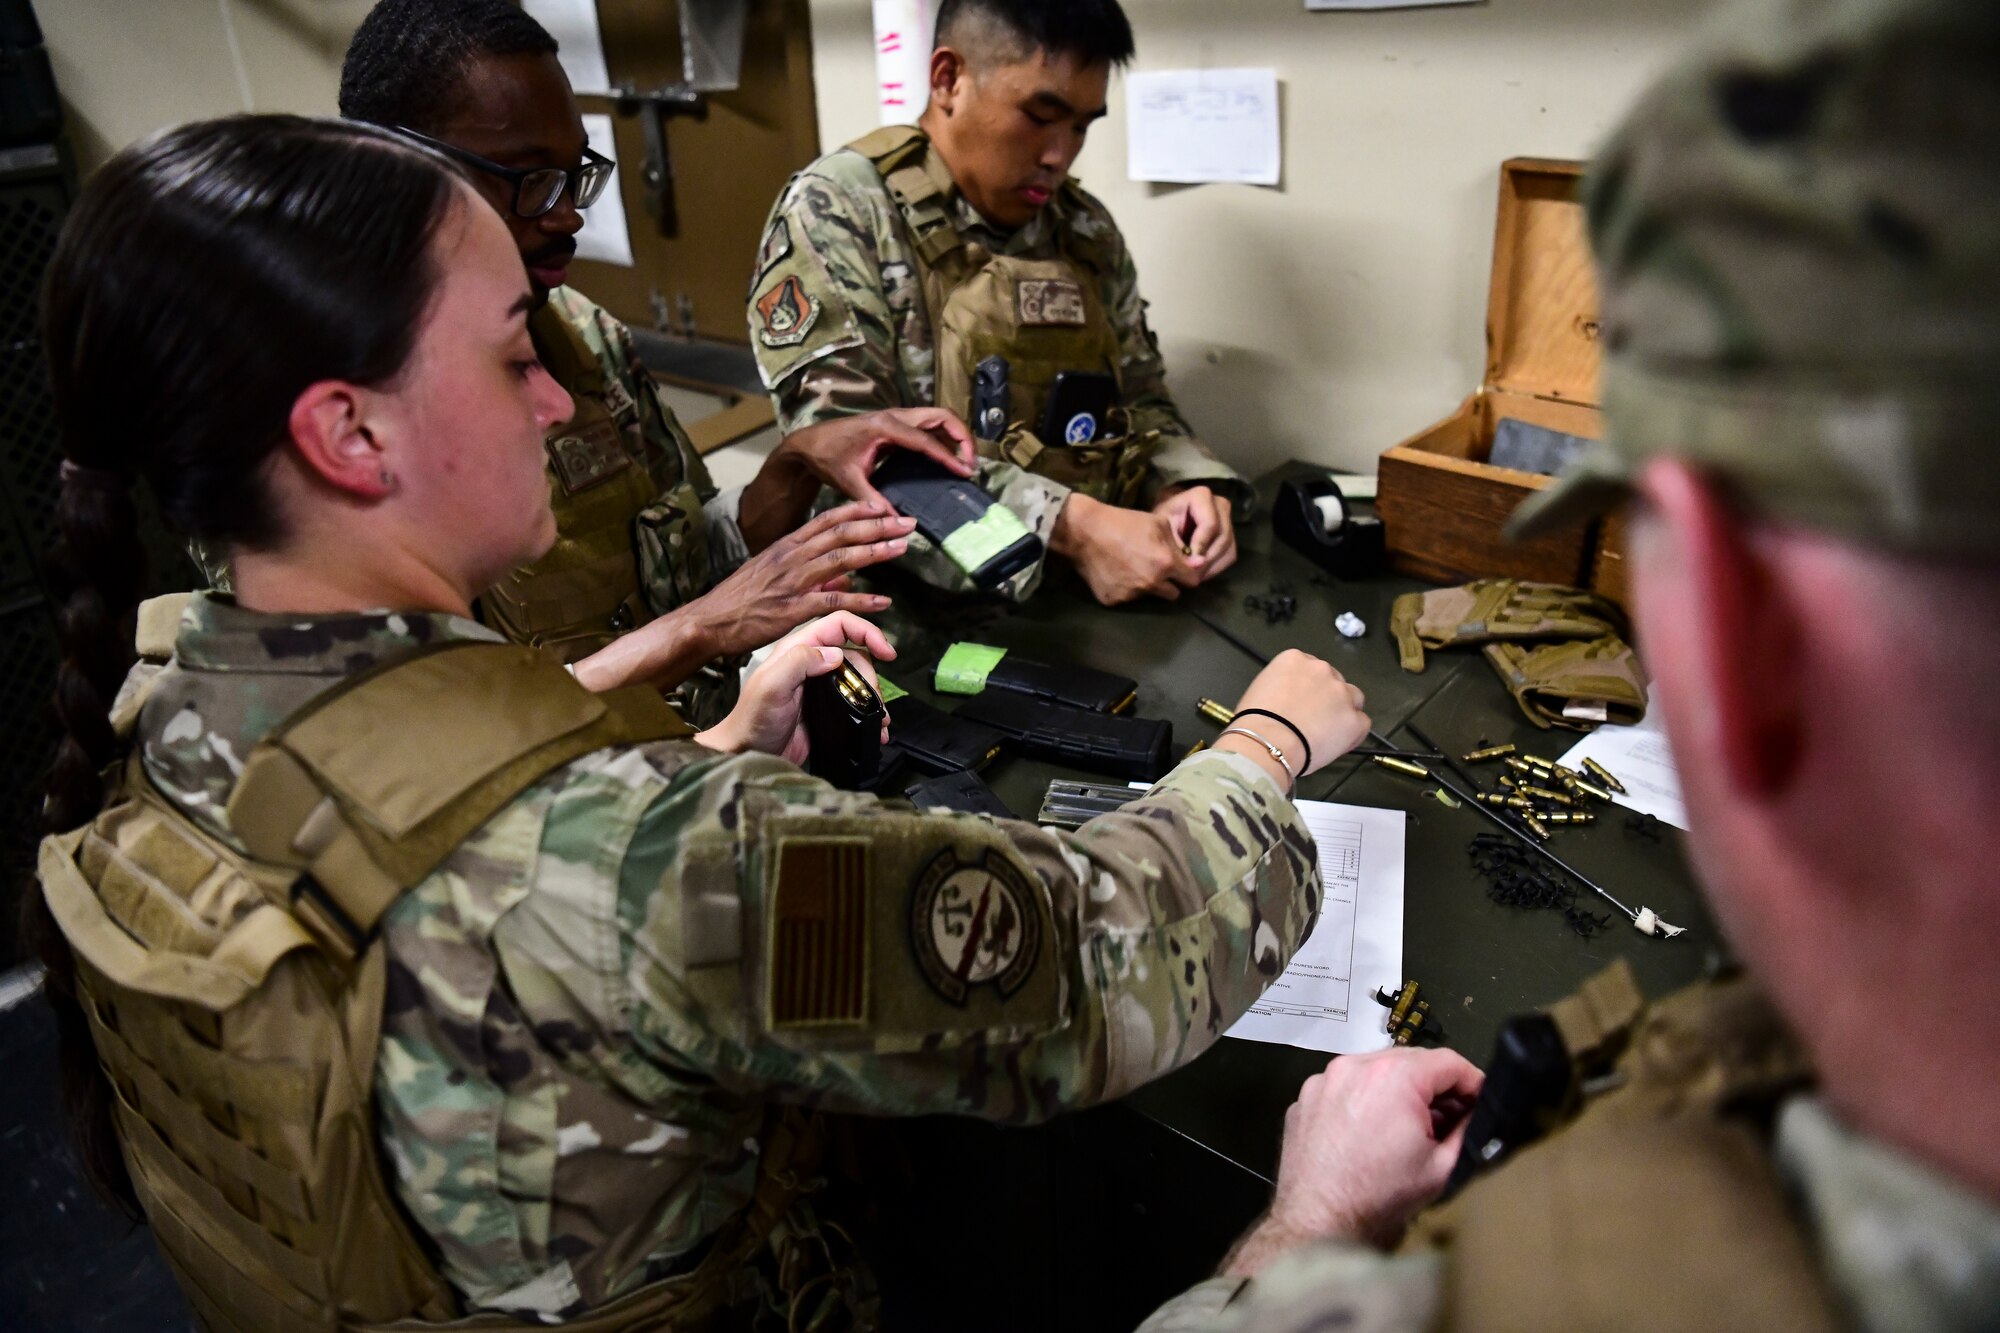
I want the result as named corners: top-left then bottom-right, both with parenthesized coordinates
top-left (749, 0), bottom-right (1252, 607)
top-left (30, 113), bottom-right (1374, 1330)
top-left (337, 0), bottom-right (990, 726)
top-left (1138, 0), bottom-right (2000, 1328)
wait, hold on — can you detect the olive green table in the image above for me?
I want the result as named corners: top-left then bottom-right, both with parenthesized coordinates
top-left (849, 462), bottom-right (1718, 1331)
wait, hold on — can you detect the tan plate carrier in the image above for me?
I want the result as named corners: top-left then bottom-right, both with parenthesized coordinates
top-left (39, 642), bottom-right (816, 1332)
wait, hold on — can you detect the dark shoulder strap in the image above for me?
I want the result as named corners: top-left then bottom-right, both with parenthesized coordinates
top-left (227, 641), bottom-right (692, 962)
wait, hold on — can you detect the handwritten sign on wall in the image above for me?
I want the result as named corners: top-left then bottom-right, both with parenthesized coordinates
top-left (872, 0), bottom-right (933, 126)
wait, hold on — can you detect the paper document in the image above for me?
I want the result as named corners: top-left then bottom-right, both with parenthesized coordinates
top-left (522, 0), bottom-right (613, 96)
top-left (872, 0), bottom-right (933, 125)
top-left (1558, 706), bottom-right (1687, 830)
top-left (1226, 800), bottom-right (1405, 1055)
top-left (574, 114), bottom-right (634, 267)
top-left (1126, 68), bottom-right (1281, 187)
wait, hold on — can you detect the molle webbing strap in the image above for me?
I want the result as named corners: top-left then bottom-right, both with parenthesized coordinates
top-left (850, 125), bottom-right (965, 269)
top-left (227, 642), bottom-right (692, 964)
top-left (1391, 593), bottom-right (1428, 672)
top-left (1544, 957), bottom-right (1644, 1063)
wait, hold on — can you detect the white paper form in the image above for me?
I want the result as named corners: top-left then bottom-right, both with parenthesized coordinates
top-left (1558, 705), bottom-right (1687, 830)
top-left (1226, 800), bottom-right (1405, 1055)
top-left (1126, 68), bottom-right (1281, 187)
top-left (574, 113), bottom-right (635, 267)
top-left (522, 0), bottom-right (614, 96)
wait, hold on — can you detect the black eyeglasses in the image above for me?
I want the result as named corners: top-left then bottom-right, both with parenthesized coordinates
top-left (397, 128), bottom-right (616, 218)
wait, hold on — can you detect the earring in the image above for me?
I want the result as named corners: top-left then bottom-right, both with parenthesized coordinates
top-left (379, 469), bottom-right (396, 491)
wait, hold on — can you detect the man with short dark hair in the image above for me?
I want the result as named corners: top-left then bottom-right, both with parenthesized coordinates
top-left (750, 0), bottom-right (1249, 606)
top-left (1137, 0), bottom-right (2000, 1327)
top-left (343, 0), bottom-right (978, 720)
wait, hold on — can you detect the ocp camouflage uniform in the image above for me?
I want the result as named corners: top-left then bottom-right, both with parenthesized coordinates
top-left (1141, 0), bottom-right (2000, 1326)
top-left (491, 285), bottom-right (750, 725)
top-left (123, 594), bottom-right (1320, 1321)
top-left (749, 128), bottom-right (1250, 599)
top-left (1138, 975), bottom-right (2000, 1333)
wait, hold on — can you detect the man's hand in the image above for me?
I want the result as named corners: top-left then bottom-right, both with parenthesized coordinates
top-left (685, 500), bottom-right (914, 658)
top-left (1048, 492), bottom-right (1203, 606)
top-left (778, 407), bottom-right (979, 507)
top-left (1154, 483), bottom-right (1238, 582)
top-left (1220, 1049), bottom-right (1484, 1279)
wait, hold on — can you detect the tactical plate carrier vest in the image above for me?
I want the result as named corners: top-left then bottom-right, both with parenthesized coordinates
top-left (850, 126), bottom-right (1158, 505)
top-left (1405, 963), bottom-right (1844, 1331)
top-left (39, 636), bottom-right (823, 1332)
top-left (481, 303), bottom-right (668, 663)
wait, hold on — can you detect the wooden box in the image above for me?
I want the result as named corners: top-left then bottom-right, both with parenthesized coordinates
top-left (1376, 159), bottom-right (1608, 588)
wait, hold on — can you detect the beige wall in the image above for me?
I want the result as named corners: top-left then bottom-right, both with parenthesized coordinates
top-left (806, 0), bottom-right (1718, 477)
top-left (42, 0), bottom-right (356, 172)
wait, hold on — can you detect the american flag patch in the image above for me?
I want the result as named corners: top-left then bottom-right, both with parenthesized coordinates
top-left (768, 840), bottom-right (870, 1027)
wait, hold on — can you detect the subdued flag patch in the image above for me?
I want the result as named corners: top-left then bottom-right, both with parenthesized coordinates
top-left (768, 839), bottom-right (870, 1027)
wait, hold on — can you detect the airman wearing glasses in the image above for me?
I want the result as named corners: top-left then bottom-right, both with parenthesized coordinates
top-left (337, 0), bottom-right (984, 724)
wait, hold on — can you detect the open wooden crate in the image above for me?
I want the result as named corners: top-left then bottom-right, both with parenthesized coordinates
top-left (1377, 158), bottom-right (1621, 593)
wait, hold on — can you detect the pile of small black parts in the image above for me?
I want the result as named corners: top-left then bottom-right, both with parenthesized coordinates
top-left (1467, 833), bottom-right (1615, 938)
top-left (1243, 581), bottom-right (1298, 625)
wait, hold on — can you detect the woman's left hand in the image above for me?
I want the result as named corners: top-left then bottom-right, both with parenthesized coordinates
top-left (695, 612), bottom-right (895, 764)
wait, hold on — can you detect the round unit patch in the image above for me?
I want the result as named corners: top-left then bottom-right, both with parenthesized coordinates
top-left (1063, 412), bottom-right (1099, 445)
top-left (908, 848), bottom-right (1042, 1006)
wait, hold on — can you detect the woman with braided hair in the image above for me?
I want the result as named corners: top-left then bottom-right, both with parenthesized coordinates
top-left (32, 114), bottom-right (1366, 1330)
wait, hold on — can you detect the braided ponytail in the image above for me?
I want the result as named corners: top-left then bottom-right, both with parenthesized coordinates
top-left (28, 113), bottom-right (463, 1208)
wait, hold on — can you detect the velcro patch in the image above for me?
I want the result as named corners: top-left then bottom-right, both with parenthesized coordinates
top-left (756, 216), bottom-right (793, 279)
top-left (545, 415), bottom-right (632, 495)
top-left (909, 848), bottom-right (1042, 1006)
top-left (1017, 278), bottom-right (1087, 327)
top-left (755, 275), bottom-right (822, 348)
top-left (601, 376), bottom-right (637, 423)
top-left (768, 839), bottom-right (870, 1028)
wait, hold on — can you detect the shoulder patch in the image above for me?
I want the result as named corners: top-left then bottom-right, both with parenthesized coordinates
top-left (768, 838), bottom-right (870, 1028)
top-left (546, 414), bottom-right (633, 495)
top-left (600, 375), bottom-right (637, 422)
top-left (1018, 278), bottom-right (1087, 327)
top-left (755, 216), bottom-right (793, 279)
top-left (755, 275), bottom-right (822, 348)
top-left (908, 847), bottom-right (1042, 1006)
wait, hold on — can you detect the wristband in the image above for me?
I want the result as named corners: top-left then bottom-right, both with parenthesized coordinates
top-left (1228, 707), bottom-right (1311, 775)
top-left (1218, 726), bottom-right (1297, 795)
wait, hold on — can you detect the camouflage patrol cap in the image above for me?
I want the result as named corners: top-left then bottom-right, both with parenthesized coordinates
top-left (1508, 0), bottom-right (2000, 558)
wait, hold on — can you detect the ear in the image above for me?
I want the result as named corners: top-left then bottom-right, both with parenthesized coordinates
top-left (929, 46), bottom-right (967, 111)
top-left (287, 380), bottom-right (394, 501)
top-left (1634, 458), bottom-right (1803, 797)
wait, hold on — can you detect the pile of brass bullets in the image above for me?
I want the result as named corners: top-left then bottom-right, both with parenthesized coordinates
top-left (1462, 747), bottom-right (1626, 839)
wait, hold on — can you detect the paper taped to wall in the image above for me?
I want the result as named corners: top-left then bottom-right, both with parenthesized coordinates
top-left (522, 0), bottom-right (613, 96)
top-left (1126, 68), bottom-right (1281, 187)
top-left (574, 113), bottom-right (634, 267)
top-left (1226, 799), bottom-right (1405, 1055)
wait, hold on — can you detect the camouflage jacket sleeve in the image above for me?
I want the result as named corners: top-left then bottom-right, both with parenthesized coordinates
top-left (751, 171), bottom-right (1065, 602)
top-left (1091, 204), bottom-right (1253, 515)
top-left (619, 746), bottom-right (1319, 1120)
top-left (1136, 1246), bottom-right (1444, 1333)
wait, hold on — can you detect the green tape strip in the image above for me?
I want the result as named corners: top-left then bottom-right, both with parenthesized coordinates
top-left (935, 642), bottom-right (1009, 695)
top-left (938, 503), bottom-right (1033, 575)
top-left (876, 677), bottom-right (909, 703)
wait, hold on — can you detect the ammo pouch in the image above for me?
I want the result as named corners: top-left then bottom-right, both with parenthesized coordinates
top-left (37, 642), bottom-right (841, 1331)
